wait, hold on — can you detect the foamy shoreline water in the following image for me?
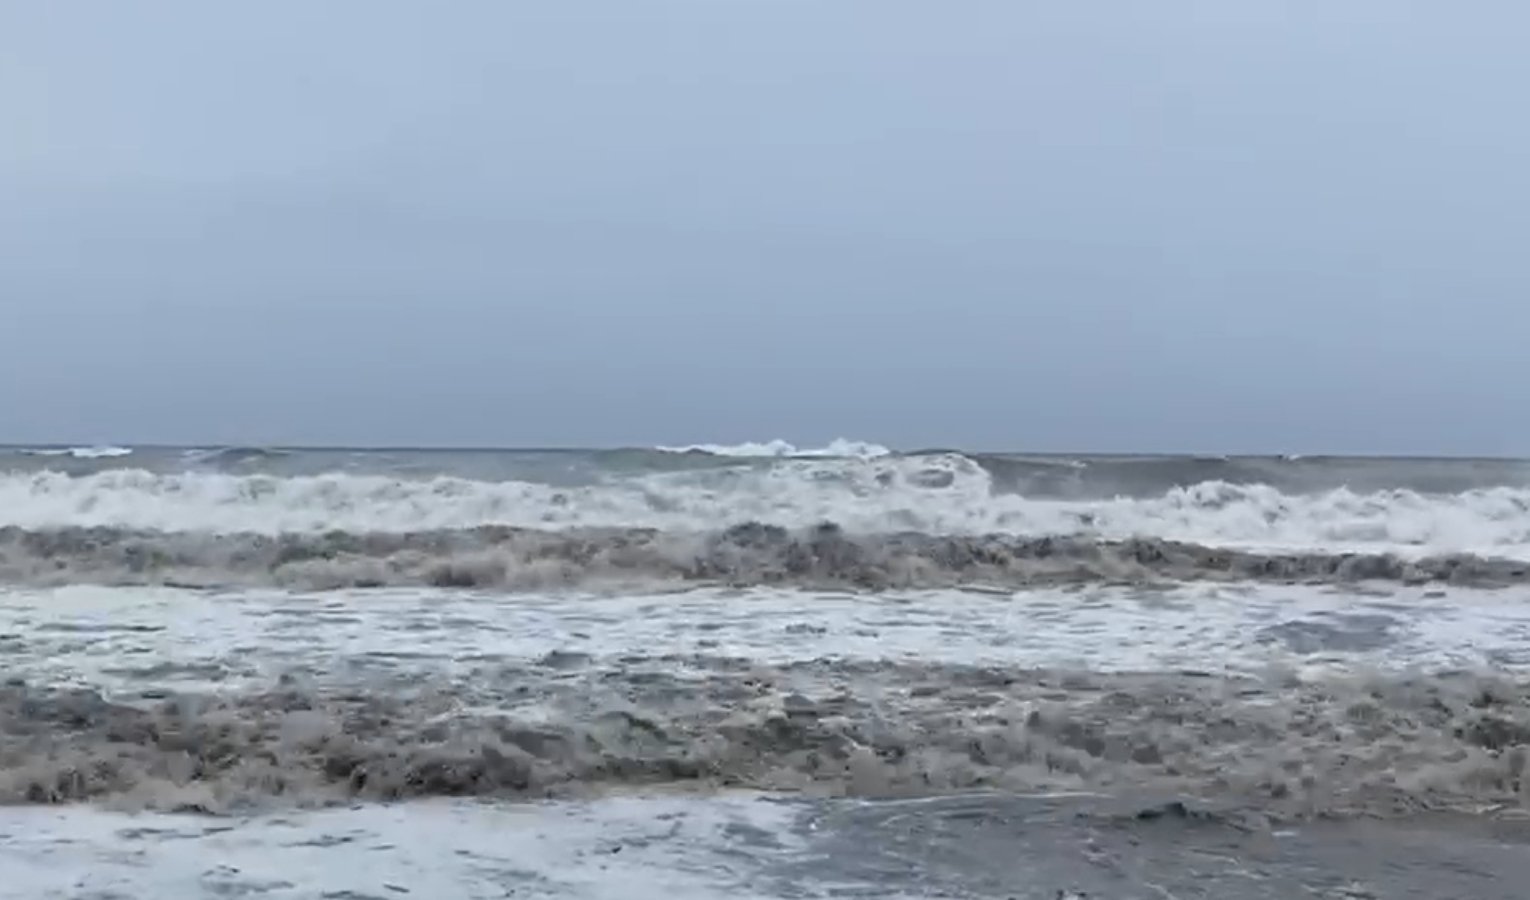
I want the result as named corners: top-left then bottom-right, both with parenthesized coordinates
top-left (4, 582), bottom-right (1529, 812)
top-left (5, 579), bottom-right (1530, 896)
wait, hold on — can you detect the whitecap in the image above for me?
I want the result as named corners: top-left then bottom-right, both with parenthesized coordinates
top-left (656, 438), bottom-right (892, 459)
top-left (18, 446), bottom-right (133, 459)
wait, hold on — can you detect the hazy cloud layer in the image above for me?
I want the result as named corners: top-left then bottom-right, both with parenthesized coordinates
top-left (3, 2), bottom-right (1527, 453)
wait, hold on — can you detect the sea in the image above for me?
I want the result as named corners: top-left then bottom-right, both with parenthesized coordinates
top-left (5, 440), bottom-right (1530, 898)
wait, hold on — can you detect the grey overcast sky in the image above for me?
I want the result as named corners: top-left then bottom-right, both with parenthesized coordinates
top-left (2, 2), bottom-right (1527, 454)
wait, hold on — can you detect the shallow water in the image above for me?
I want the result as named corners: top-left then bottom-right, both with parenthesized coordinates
top-left (5, 580), bottom-right (1530, 895)
top-left (5, 581), bottom-right (1530, 693)
top-left (8, 792), bottom-right (1530, 898)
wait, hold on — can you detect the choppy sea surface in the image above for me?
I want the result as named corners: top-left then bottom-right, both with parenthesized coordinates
top-left (6, 441), bottom-right (1530, 898)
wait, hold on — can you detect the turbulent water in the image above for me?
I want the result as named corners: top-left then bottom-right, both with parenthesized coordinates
top-left (6, 441), bottom-right (1530, 897)
top-left (6, 443), bottom-right (1530, 589)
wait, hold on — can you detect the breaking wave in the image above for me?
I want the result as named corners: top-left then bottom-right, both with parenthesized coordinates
top-left (655, 438), bottom-right (893, 458)
top-left (6, 664), bottom-right (1530, 821)
top-left (179, 446), bottom-right (292, 466)
top-left (2, 461), bottom-right (1530, 558)
top-left (2, 524), bottom-right (1526, 591)
top-left (14, 446), bottom-right (133, 460)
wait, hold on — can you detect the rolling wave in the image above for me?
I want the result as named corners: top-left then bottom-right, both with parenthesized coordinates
top-left (180, 446), bottom-right (293, 466)
top-left (5, 662), bottom-right (1529, 819)
top-left (5, 443), bottom-right (1529, 499)
top-left (1, 524), bottom-right (1525, 591)
top-left (2, 461), bottom-right (1529, 558)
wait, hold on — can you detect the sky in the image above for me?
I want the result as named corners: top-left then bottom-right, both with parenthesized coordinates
top-left (2, 2), bottom-right (1528, 454)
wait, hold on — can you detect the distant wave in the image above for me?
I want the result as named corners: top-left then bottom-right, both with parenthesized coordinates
top-left (180, 446), bottom-right (292, 466)
top-left (1, 462), bottom-right (1528, 558)
top-left (16, 446), bottom-right (133, 459)
top-left (655, 438), bottom-right (892, 459)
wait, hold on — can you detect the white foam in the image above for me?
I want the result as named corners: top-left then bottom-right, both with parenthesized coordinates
top-left (655, 438), bottom-right (892, 458)
top-left (2, 583), bottom-right (1522, 696)
top-left (1, 583), bottom-right (1524, 895)
top-left (0, 794), bottom-right (832, 900)
top-left (3, 460), bottom-right (1530, 557)
top-left (17, 445), bottom-right (133, 459)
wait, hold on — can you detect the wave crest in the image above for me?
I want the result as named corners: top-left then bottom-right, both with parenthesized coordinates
top-left (655, 438), bottom-right (892, 459)
top-left (14, 446), bottom-right (133, 459)
top-left (2, 464), bottom-right (1530, 558)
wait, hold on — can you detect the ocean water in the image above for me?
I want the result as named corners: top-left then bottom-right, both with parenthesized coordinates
top-left (5, 442), bottom-right (1530, 897)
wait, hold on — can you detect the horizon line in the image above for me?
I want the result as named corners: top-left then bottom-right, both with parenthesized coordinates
top-left (1, 442), bottom-right (1526, 463)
